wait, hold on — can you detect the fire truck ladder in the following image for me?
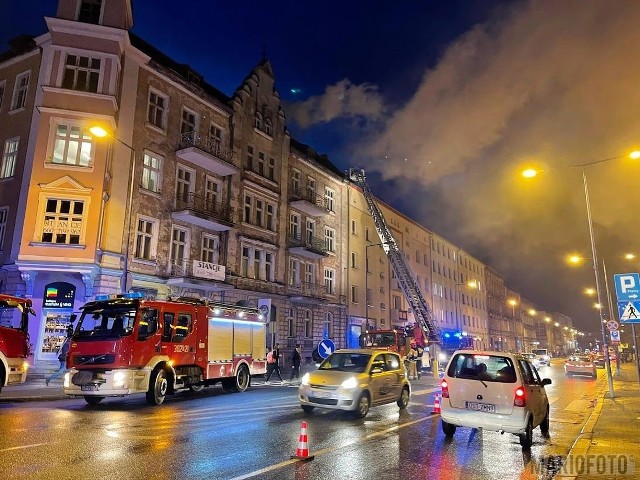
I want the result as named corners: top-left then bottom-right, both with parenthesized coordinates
top-left (349, 168), bottom-right (440, 344)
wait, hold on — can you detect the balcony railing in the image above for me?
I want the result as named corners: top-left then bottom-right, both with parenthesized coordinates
top-left (286, 281), bottom-right (328, 298)
top-left (288, 185), bottom-right (327, 210)
top-left (174, 193), bottom-right (234, 225)
top-left (178, 131), bottom-right (235, 164)
top-left (224, 275), bottom-right (286, 295)
top-left (287, 234), bottom-right (329, 256)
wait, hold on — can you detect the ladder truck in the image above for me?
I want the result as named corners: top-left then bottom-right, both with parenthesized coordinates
top-left (349, 169), bottom-right (440, 346)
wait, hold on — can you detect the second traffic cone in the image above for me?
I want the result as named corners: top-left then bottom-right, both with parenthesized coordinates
top-left (291, 421), bottom-right (315, 461)
top-left (432, 393), bottom-right (441, 414)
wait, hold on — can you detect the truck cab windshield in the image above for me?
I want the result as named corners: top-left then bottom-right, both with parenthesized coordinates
top-left (0, 299), bottom-right (31, 331)
top-left (74, 307), bottom-right (136, 339)
top-left (359, 332), bottom-right (397, 348)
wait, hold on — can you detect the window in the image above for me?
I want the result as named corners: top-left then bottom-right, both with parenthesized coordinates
top-left (291, 169), bottom-right (300, 194)
top-left (324, 268), bottom-right (335, 294)
top-left (180, 108), bottom-right (197, 135)
top-left (62, 55), bottom-right (100, 92)
top-left (241, 246), bottom-right (250, 277)
top-left (290, 213), bottom-right (300, 239)
top-left (78, 0), bottom-right (102, 23)
top-left (304, 310), bottom-right (312, 337)
top-left (264, 118), bottom-right (272, 136)
top-left (142, 152), bottom-right (162, 193)
top-left (134, 217), bottom-right (157, 260)
top-left (307, 177), bottom-right (316, 198)
top-left (257, 151), bottom-right (265, 176)
top-left (254, 112), bottom-right (263, 131)
top-left (289, 258), bottom-right (299, 286)
top-left (241, 244), bottom-right (274, 280)
top-left (253, 250), bottom-right (261, 279)
top-left (0, 207), bottom-right (7, 250)
top-left (287, 308), bottom-right (296, 337)
top-left (324, 227), bottom-right (335, 252)
top-left (351, 285), bottom-right (358, 303)
top-left (305, 219), bottom-right (315, 243)
top-left (208, 124), bottom-right (222, 151)
top-left (204, 177), bottom-right (220, 210)
top-left (11, 72), bottom-right (29, 110)
top-left (244, 193), bottom-right (276, 230)
top-left (201, 235), bottom-right (218, 264)
top-left (268, 157), bottom-right (276, 181)
top-left (176, 166), bottom-right (194, 203)
top-left (266, 204), bottom-right (275, 231)
top-left (324, 187), bottom-right (335, 212)
top-left (147, 89), bottom-right (167, 129)
top-left (265, 253), bottom-right (273, 280)
top-left (170, 227), bottom-right (189, 269)
top-left (1, 137), bottom-right (19, 178)
top-left (351, 219), bottom-right (357, 235)
top-left (304, 263), bottom-right (314, 284)
top-left (323, 313), bottom-right (333, 339)
top-left (0, 81), bottom-right (5, 111)
top-left (351, 252), bottom-right (357, 269)
top-left (41, 199), bottom-right (84, 244)
top-left (246, 146), bottom-right (254, 170)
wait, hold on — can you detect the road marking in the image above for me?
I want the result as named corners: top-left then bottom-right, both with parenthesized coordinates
top-left (0, 443), bottom-right (48, 452)
top-left (228, 413), bottom-right (439, 480)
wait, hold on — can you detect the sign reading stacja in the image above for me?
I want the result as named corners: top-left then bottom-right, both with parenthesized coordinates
top-left (317, 339), bottom-right (336, 359)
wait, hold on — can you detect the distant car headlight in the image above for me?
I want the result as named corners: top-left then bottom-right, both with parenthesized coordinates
top-left (113, 370), bottom-right (128, 388)
top-left (543, 355), bottom-right (550, 361)
top-left (301, 373), bottom-right (310, 386)
top-left (438, 353), bottom-right (447, 362)
top-left (341, 377), bottom-right (358, 389)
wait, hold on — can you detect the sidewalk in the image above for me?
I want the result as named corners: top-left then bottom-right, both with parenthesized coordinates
top-left (557, 363), bottom-right (640, 479)
top-left (0, 365), bottom-right (442, 403)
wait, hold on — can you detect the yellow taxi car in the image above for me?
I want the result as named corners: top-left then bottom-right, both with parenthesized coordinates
top-left (298, 349), bottom-right (411, 418)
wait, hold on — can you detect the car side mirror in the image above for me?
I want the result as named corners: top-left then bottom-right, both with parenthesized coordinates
top-left (541, 378), bottom-right (552, 386)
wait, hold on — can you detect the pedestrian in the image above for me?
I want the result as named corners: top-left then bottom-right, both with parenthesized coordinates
top-left (290, 344), bottom-right (302, 383)
top-left (415, 344), bottom-right (424, 379)
top-left (406, 342), bottom-right (418, 380)
top-left (265, 343), bottom-right (283, 384)
top-left (46, 333), bottom-right (71, 386)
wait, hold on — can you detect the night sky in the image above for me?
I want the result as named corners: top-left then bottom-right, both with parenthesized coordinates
top-left (3, 1), bottom-right (640, 334)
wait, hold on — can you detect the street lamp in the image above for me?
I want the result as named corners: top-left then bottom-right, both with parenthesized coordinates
top-left (90, 126), bottom-right (137, 294)
top-left (522, 151), bottom-right (640, 398)
top-left (365, 242), bottom-right (390, 329)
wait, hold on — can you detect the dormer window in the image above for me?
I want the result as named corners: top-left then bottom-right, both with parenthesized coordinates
top-left (264, 118), bottom-right (272, 136)
top-left (254, 112), bottom-right (263, 130)
top-left (78, 0), bottom-right (102, 24)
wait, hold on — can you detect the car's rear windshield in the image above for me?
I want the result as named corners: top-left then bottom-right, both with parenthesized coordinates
top-left (570, 356), bottom-right (592, 362)
top-left (447, 353), bottom-right (517, 383)
top-left (531, 349), bottom-right (547, 356)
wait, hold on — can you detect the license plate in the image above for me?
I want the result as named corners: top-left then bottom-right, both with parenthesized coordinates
top-left (312, 389), bottom-right (333, 398)
top-left (465, 401), bottom-right (495, 412)
top-left (81, 384), bottom-right (100, 392)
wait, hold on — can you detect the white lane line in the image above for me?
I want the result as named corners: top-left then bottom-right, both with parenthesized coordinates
top-left (0, 442), bottom-right (48, 452)
top-left (228, 413), bottom-right (439, 480)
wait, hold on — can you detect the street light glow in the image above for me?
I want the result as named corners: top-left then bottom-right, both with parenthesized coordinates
top-left (89, 126), bottom-right (108, 137)
top-left (521, 168), bottom-right (538, 178)
top-left (584, 287), bottom-right (595, 296)
top-left (630, 150), bottom-right (640, 159)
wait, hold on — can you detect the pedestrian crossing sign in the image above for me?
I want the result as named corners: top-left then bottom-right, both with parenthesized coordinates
top-left (618, 301), bottom-right (640, 323)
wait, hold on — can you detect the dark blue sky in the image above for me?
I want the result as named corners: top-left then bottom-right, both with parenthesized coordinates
top-left (5, 1), bottom-right (640, 334)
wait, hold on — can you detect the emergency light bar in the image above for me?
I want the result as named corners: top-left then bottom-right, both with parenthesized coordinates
top-left (95, 292), bottom-right (144, 301)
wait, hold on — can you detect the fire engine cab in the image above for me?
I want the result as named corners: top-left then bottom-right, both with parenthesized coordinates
top-left (359, 323), bottom-right (427, 358)
top-left (63, 294), bottom-right (267, 405)
top-left (0, 294), bottom-right (33, 393)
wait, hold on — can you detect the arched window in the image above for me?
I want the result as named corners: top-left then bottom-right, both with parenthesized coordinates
top-left (254, 112), bottom-right (263, 130)
top-left (287, 307), bottom-right (296, 337)
top-left (323, 312), bottom-right (333, 339)
top-left (264, 118), bottom-right (272, 136)
top-left (304, 309), bottom-right (313, 338)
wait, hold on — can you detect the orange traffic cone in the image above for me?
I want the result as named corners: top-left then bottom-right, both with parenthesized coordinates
top-left (432, 393), bottom-right (441, 414)
top-left (291, 420), bottom-right (315, 461)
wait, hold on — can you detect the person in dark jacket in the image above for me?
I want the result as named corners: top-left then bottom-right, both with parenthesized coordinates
top-left (265, 343), bottom-right (283, 384)
top-left (290, 344), bottom-right (302, 382)
top-left (46, 333), bottom-right (71, 386)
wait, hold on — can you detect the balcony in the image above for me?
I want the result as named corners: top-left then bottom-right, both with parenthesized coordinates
top-left (176, 132), bottom-right (239, 177)
top-left (287, 234), bottom-right (329, 259)
top-left (172, 193), bottom-right (234, 231)
top-left (167, 260), bottom-right (233, 292)
top-left (288, 185), bottom-right (329, 217)
top-left (224, 275), bottom-right (286, 295)
top-left (286, 281), bottom-right (328, 299)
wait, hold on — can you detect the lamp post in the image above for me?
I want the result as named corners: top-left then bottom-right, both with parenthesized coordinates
top-left (522, 152), bottom-right (640, 398)
top-left (365, 242), bottom-right (389, 329)
top-left (90, 126), bottom-right (137, 294)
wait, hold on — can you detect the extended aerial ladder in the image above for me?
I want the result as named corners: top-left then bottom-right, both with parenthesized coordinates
top-left (349, 169), bottom-right (440, 344)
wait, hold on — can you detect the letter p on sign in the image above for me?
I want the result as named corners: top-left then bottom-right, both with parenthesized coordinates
top-left (621, 275), bottom-right (636, 293)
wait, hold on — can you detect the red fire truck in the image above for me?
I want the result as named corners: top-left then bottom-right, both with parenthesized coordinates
top-left (63, 294), bottom-right (267, 405)
top-left (0, 294), bottom-right (34, 393)
top-left (359, 324), bottom-right (427, 358)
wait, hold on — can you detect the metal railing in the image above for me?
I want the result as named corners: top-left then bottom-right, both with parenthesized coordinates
top-left (287, 233), bottom-right (329, 255)
top-left (174, 192), bottom-right (234, 224)
top-left (288, 185), bottom-right (328, 210)
top-left (286, 281), bottom-right (328, 298)
top-left (177, 131), bottom-right (235, 164)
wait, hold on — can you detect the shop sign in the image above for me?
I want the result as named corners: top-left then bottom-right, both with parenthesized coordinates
top-left (192, 260), bottom-right (225, 281)
top-left (43, 282), bottom-right (76, 309)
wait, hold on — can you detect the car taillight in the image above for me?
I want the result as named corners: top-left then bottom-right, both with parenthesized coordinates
top-left (514, 386), bottom-right (526, 407)
top-left (441, 379), bottom-right (449, 398)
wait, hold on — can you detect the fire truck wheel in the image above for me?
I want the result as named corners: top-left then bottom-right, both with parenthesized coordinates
top-left (84, 396), bottom-right (104, 405)
top-left (230, 364), bottom-right (250, 393)
top-left (189, 384), bottom-right (204, 393)
top-left (146, 368), bottom-right (168, 405)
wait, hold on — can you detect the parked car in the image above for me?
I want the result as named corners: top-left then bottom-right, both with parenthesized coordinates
top-left (564, 355), bottom-right (597, 378)
top-left (440, 350), bottom-right (552, 448)
top-left (530, 348), bottom-right (551, 367)
top-left (523, 353), bottom-right (540, 368)
top-left (298, 349), bottom-right (411, 418)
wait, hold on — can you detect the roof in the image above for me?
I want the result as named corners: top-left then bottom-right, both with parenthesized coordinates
top-left (290, 138), bottom-right (344, 178)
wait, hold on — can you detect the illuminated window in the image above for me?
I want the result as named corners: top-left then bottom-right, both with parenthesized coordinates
top-left (41, 199), bottom-right (84, 244)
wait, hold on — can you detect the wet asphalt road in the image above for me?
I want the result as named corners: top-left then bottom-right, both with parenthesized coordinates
top-left (0, 360), bottom-right (605, 480)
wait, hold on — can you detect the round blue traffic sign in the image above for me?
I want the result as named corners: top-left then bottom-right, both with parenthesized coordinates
top-left (317, 339), bottom-right (336, 359)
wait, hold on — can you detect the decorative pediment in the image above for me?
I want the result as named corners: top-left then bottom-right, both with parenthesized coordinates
top-left (38, 175), bottom-right (92, 193)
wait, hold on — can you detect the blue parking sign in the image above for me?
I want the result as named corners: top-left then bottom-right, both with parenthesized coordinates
top-left (614, 273), bottom-right (640, 302)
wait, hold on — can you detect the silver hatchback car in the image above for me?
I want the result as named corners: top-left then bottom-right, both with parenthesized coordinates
top-left (298, 349), bottom-right (411, 418)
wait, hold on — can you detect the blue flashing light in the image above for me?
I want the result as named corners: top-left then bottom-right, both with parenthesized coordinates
top-left (122, 292), bottom-right (143, 299)
top-left (454, 332), bottom-right (462, 339)
top-left (443, 333), bottom-right (451, 338)
top-left (95, 294), bottom-right (111, 301)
